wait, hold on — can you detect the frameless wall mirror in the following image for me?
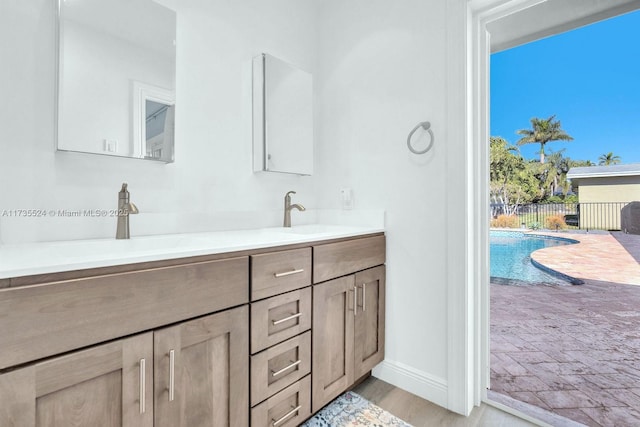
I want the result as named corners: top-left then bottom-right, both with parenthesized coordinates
top-left (253, 53), bottom-right (313, 175)
top-left (56, 0), bottom-right (176, 162)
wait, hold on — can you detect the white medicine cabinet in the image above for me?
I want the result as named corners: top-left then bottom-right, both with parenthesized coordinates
top-left (252, 53), bottom-right (313, 175)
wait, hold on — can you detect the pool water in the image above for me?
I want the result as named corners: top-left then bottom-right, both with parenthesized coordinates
top-left (490, 231), bottom-right (577, 285)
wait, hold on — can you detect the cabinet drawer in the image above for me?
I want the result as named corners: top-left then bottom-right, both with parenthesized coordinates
top-left (313, 235), bottom-right (385, 283)
top-left (0, 257), bottom-right (248, 370)
top-left (251, 375), bottom-right (311, 427)
top-left (251, 248), bottom-right (311, 300)
top-left (251, 331), bottom-right (311, 406)
top-left (251, 287), bottom-right (311, 354)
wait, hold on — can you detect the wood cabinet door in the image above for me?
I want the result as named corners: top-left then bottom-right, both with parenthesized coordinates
top-left (154, 306), bottom-right (249, 427)
top-left (354, 266), bottom-right (386, 379)
top-left (0, 333), bottom-right (154, 427)
top-left (311, 275), bottom-right (355, 412)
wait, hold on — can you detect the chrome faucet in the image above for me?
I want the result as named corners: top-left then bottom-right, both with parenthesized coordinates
top-left (116, 183), bottom-right (139, 239)
top-left (283, 191), bottom-right (305, 227)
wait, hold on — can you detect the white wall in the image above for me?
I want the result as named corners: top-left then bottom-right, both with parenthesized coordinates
top-left (0, 0), bottom-right (319, 243)
top-left (315, 0), bottom-right (456, 407)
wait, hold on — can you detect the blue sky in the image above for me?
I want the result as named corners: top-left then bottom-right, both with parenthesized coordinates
top-left (491, 9), bottom-right (640, 165)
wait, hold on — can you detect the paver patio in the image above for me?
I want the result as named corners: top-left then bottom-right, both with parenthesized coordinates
top-left (531, 231), bottom-right (640, 285)
top-left (491, 232), bottom-right (640, 427)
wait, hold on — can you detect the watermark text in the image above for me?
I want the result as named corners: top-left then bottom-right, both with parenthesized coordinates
top-left (1, 209), bottom-right (126, 218)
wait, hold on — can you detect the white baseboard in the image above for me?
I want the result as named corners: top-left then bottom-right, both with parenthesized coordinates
top-left (372, 360), bottom-right (448, 409)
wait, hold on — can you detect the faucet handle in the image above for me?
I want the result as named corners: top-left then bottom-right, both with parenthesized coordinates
top-left (126, 202), bottom-right (139, 215)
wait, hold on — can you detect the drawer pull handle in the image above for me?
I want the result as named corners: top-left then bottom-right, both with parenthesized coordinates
top-left (272, 312), bottom-right (302, 325)
top-left (272, 405), bottom-right (302, 426)
top-left (169, 349), bottom-right (175, 402)
top-left (271, 359), bottom-right (301, 377)
top-left (139, 358), bottom-right (146, 414)
top-left (362, 283), bottom-right (367, 312)
top-left (274, 268), bottom-right (304, 278)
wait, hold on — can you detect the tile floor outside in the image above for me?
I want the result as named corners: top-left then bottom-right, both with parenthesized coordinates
top-left (491, 231), bottom-right (640, 427)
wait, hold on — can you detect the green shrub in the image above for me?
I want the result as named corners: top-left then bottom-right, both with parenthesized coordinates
top-left (564, 194), bottom-right (578, 204)
top-left (545, 195), bottom-right (564, 203)
top-left (528, 222), bottom-right (542, 230)
top-left (491, 214), bottom-right (520, 228)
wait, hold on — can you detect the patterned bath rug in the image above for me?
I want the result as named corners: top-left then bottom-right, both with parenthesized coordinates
top-left (302, 391), bottom-right (413, 427)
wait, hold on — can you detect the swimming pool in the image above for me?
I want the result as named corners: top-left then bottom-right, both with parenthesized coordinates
top-left (490, 231), bottom-right (580, 285)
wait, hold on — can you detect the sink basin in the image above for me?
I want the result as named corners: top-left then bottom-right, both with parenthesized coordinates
top-left (278, 224), bottom-right (351, 235)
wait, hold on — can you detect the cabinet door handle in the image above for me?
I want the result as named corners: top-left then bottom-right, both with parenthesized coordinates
top-left (272, 312), bottom-right (302, 325)
top-left (271, 359), bottom-right (301, 377)
top-left (353, 284), bottom-right (358, 316)
top-left (274, 268), bottom-right (304, 278)
top-left (362, 283), bottom-right (367, 312)
top-left (139, 358), bottom-right (146, 414)
top-left (168, 349), bottom-right (175, 402)
top-left (272, 405), bottom-right (301, 426)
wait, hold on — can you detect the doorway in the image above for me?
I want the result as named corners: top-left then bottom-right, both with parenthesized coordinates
top-left (470, 0), bottom-right (640, 424)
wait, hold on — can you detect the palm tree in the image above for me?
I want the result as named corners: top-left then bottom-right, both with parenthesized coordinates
top-left (543, 149), bottom-right (571, 198)
top-left (598, 152), bottom-right (621, 166)
top-left (516, 115), bottom-right (574, 164)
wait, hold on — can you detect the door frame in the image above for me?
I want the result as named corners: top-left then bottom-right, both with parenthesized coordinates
top-left (448, 0), bottom-right (544, 414)
top-left (466, 1), bottom-right (551, 409)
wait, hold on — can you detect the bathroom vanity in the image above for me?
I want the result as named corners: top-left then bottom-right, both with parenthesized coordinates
top-left (0, 226), bottom-right (385, 427)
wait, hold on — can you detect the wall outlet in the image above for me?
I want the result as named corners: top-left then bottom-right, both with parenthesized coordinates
top-left (104, 139), bottom-right (118, 153)
top-left (341, 188), bottom-right (353, 210)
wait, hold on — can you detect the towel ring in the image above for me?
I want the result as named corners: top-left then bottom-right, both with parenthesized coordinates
top-left (407, 121), bottom-right (434, 155)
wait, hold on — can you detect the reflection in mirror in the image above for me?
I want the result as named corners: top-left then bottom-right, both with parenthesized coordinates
top-left (56, 0), bottom-right (176, 162)
top-left (253, 54), bottom-right (313, 175)
top-left (145, 101), bottom-right (175, 161)
top-left (132, 81), bottom-right (175, 162)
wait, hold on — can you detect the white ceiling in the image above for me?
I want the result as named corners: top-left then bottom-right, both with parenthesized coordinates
top-left (487, 0), bottom-right (640, 52)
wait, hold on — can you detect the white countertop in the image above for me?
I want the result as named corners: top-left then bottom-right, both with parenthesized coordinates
top-left (0, 224), bottom-right (384, 279)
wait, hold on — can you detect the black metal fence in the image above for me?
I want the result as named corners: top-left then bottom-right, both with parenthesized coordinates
top-left (490, 202), bottom-right (630, 231)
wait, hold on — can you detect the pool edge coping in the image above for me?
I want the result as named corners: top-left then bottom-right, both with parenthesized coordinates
top-left (527, 233), bottom-right (584, 285)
